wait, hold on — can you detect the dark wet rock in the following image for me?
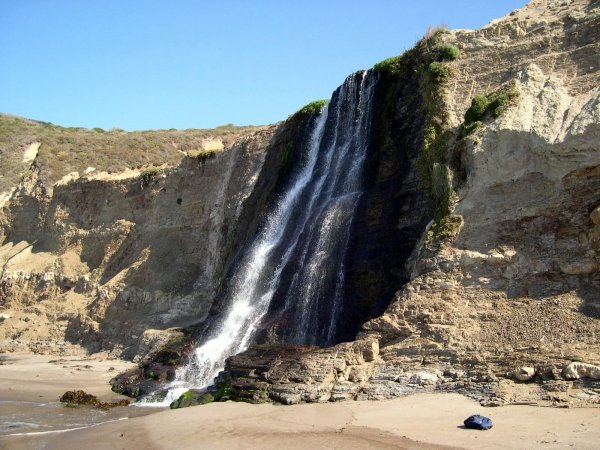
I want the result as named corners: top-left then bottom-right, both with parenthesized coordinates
top-left (60, 390), bottom-right (129, 409)
top-left (110, 331), bottom-right (191, 399)
top-left (169, 390), bottom-right (215, 409)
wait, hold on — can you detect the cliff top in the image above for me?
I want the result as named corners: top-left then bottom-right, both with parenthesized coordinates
top-left (447, 0), bottom-right (599, 120)
top-left (0, 113), bottom-right (270, 193)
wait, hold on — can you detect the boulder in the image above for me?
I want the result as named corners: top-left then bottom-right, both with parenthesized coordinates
top-left (559, 259), bottom-right (598, 275)
top-left (562, 362), bottom-right (600, 380)
top-left (408, 371), bottom-right (441, 386)
top-left (60, 390), bottom-right (129, 408)
top-left (169, 390), bottom-right (214, 409)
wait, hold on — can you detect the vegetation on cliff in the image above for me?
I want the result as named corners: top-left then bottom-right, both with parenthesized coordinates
top-left (460, 81), bottom-right (521, 137)
top-left (373, 28), bottom-right (465, 245)
top-left (296, 99), bottom-right (328, 116)
top-left (0, 113), bottom-right (261, 192)
top-left (140, 167), bottom-right (160, 187)
top-left (416, 28), bottom-right (460, 230)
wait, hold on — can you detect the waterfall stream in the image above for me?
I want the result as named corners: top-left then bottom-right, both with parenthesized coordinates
top-left (144, 70), bottom-right (377, 405)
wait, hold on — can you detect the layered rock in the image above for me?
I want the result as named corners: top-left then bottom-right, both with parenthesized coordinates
top-left (0, 126), bottom-right (276, 358)
top-left (216, 0), bottom-right (600, 407)
top-left (225, 339), bottom-right (380, 404)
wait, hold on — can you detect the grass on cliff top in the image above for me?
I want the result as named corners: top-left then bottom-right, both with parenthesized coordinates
top-left (373, 26), bottom-right (458, 78)
top-left (0, 113), bottom-right (263, 192)
top-left (296, 99), bottom-right (328, 116)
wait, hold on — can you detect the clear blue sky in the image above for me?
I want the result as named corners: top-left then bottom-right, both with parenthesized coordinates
top-left (0, 1), bottom-right (528, 131)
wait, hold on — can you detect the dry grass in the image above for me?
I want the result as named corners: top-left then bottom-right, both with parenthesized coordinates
top-left (0, 114), bottom-right (264, 192)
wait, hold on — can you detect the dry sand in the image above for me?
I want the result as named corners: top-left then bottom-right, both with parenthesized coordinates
top-left (1, 352), bottom-right (599, 449)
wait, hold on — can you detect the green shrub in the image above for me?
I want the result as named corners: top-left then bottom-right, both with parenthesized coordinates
top-left (426, 214), bottom-right (463, 244)
top-left (140, 168), bottom-right (159, 186)
top-left (461, 120), bottom-right (483, 137)
top-left (373, 56), bottom-right (402, 77)
top-left (196, 149), bottom-right (217, 164)
top-left (435, 44), bottom-right (460, 61)
top-left (490, 93), bottom-right (510, 117)
top-left (298, 99), bottom-right (328, 115)
top-left (464, 95), bottom-right (489, 124)
top-left (463, 82), bottom-right (520, 126)
top-left (428, 61), bottom-right (449, 81)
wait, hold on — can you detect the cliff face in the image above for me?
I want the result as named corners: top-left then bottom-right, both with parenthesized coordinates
top-left (365, 0), bottom-right (600, 402)
top-left (220, 0), bottom-right (600, 407)
top-left (0, 125), bottom-right (277, 358)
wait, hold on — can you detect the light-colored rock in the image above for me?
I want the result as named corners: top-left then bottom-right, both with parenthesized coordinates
top-left (559, 259), bottom-right (598, 275)
top-left (562, 362), bottom-right (600, 380)
top-left (512, 366), bottom-right (536, 381)
top-left (55, 172), bottom-right (80, 186)
top-left (133, 328), bottom-right (184, 363)
top-left (408, 371), bottom-right (441, 386)
top-left (22, 142), bottom-right (40, 165)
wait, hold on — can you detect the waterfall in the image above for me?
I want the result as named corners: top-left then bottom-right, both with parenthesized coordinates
top-left (144, 70), bottom-right (377, 405)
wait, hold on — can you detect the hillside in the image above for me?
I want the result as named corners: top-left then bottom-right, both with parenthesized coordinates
top-left (0, 113), bottom-right (265, 194)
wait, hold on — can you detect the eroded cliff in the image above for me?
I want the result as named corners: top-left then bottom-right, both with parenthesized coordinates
top-left (0, 121), bottom-right (278, 358)
top-left (218, 0), bottom-right (600, 407)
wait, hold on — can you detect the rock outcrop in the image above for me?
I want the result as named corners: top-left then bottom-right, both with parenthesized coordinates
top-left (0, 124), bottom-right (277, 358)
top-left (215, 0), bottom-right (600, 407)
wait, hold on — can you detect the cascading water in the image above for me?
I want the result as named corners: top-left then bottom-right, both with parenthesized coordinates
top-left (144, 70), bottom-right (377, 405)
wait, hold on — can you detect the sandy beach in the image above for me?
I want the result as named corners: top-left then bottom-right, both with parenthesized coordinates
top-left (0, 352), bottom-right (136, 403)
top-left (1, 352), bottom-right (599, 449)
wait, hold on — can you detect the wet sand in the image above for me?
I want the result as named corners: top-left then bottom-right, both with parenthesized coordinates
top-left (0, 352), bottom-right (135, 403)
top-left (0, 352), bottom-right (159, 443)
top-left (2, 352), bottom-right (599, 449)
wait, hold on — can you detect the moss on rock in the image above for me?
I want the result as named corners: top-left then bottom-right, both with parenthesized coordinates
top-left (169, 390), bottom-right (215, 409)
top-left (60, 390), bottom-right (129, 409)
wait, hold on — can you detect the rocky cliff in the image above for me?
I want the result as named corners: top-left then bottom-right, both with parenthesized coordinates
top-left (1, 0), bottom-right (600, 408)
top-left (0, 119), bottom-right (279, 358)
top-left (217, 0), bottom-right (600, 408)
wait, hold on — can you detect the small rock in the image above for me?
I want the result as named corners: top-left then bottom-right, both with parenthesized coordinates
top-left (512, 366), bottom-right (535, 381)
top-left (409, 371), bottom-right (440, 386)
top-left (590, 207), bottom-right (600, 225)
top-left (559, 259), bottom-right (598, 275)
